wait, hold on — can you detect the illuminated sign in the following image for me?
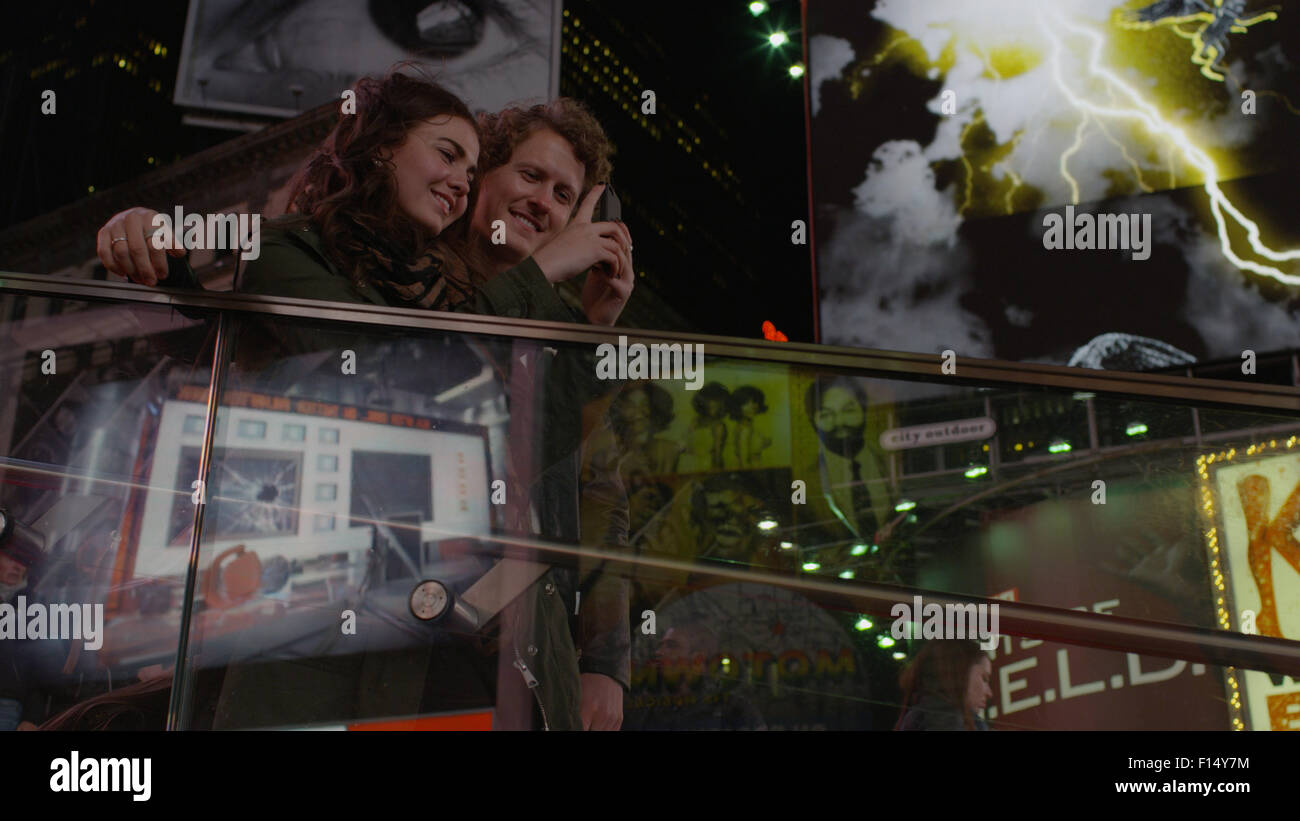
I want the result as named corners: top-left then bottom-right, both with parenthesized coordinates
top-left (1201, 440), bottom-right (1300, 731)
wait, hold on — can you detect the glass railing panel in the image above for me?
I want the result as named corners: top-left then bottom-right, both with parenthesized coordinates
top-left (5, 277), bottom-right (1297, 731)
top-left (0, 292), bottom-right (217, 730)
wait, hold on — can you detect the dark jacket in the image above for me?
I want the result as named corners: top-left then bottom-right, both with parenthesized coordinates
top-left (897, 692), bottom-right (989, 731)
top-left (169, 219), bottom-right (630, 729)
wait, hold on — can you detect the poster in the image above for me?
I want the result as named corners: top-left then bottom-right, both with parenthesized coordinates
top-left (808, 0), bottom-right (1300, 366)
top-left (1206, 443), bottom-right (1300, 730)
top-left (133, 392), bottom-right (492, 582)
top-left (174, 0), bottom-right (560, 117)
top-left (958, 479), bottom-right (1230, 730)
top-left (624, 583), bottom-right (872, 731)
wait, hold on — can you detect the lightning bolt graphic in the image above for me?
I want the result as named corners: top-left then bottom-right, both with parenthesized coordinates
top-left (1039, 7), bottom-right (1300, 285)
top-left (1118, 1), bottom-right (1278, 82)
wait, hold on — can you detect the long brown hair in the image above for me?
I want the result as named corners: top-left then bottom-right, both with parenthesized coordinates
top-left (39, 674), bottom-right (173, 731)
top-left (894, 640), bottom-right (986, 730)
top-left (284, 64), bottom-right (481, 290)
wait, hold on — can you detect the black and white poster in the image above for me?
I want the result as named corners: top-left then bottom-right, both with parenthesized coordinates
top-left (174, 0), bottom-right (560, 117)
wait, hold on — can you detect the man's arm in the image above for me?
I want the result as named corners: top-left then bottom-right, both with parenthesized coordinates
top-left (573, 403), bottom-right (633, 730)
top-left (472, 257), bottom-right (576, 322)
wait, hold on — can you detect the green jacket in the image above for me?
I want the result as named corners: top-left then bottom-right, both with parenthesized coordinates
top-left (170, 219), bottom-right (630, 730)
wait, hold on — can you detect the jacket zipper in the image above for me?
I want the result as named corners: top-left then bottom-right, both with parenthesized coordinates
top-left (512, 650), bottom-right (549, 731)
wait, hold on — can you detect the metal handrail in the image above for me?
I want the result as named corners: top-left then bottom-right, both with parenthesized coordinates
top-left (4, 270), bottom-right (1298, 414)
top-left (423, 534), bottom-right (1300, 678)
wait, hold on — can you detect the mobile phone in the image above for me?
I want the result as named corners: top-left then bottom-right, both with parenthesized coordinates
top-left (593, 182), bottom-right (621, 223)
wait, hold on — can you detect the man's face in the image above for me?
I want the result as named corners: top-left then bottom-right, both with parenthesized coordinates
top-left (471, 128), bottom-right (585, 264)
top-left (813, 386), bottom-right (866, 458)
top-left (655, 628), bottom-right (691, 665)
top-left (701, 487), bottom-right (764, 558)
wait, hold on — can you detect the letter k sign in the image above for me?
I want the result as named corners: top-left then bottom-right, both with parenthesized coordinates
top-left (1236, 474), bottom-right (1300, 639)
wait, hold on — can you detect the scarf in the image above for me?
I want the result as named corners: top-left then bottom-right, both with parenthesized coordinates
top-left (345, 219), bottom-right (479, 312)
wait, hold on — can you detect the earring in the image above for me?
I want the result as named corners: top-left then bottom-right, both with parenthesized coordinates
top-left (372, 159), bottom-right (382, 167)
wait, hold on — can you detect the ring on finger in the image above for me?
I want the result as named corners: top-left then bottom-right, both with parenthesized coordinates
top-left (111, 236), bottom-right (128, 244)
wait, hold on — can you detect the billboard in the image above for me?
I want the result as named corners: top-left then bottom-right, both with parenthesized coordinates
top-left (807, 0), bottom-right (1300, 366)
top-left (1203, 442), bottom-right (1300, 730)
top-left (131, 388), bottom-right (492, 582)
top-left (174, 0), bottom-right (561, 117)
top-left (962, 480), bottom-right (1230, 731)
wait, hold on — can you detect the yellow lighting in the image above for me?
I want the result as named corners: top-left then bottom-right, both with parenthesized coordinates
top-left (1040, 10), bottom-right (1300, 285)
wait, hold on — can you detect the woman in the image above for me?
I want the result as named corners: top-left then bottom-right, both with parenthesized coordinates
top-left (728, 385), bottom-right (771, 468)
top-left (895, 640), bottom-right (992, 731)
top-left (689, 383), bottom-right (730, 472)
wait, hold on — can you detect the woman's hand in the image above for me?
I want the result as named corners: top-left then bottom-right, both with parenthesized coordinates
top-left (96, 206), bottom-right (185, 286)
top-left (531, 184), bottom-right (632, 285)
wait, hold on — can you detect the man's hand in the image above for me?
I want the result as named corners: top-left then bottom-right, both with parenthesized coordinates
top-left (532, 184), bottom-right (632, 285)
top-left (579, 672), bottom-right (624, 730)
top-left (96, 206), bottom-right (183, 286)
top-left (581, 228), bottom-right (634, 326)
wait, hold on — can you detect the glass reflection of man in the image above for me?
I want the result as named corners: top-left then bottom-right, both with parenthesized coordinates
top-left (803, 376), bottom-right (891, 549)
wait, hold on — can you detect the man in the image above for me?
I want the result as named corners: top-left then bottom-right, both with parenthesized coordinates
top-left (801, 375), bottom-right (893, 557)
top-left (94, 98), bottom-right (635, 730)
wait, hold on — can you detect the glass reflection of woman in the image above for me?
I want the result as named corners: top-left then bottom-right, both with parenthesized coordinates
top-left (895, 640), bottom-right (992, 731)
top-left (727, 385), bottom-right (771, 469)
top-left (691, 383), bottom-right (730, 471)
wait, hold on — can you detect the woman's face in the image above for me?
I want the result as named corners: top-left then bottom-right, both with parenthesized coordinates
top-left (387, 115), bottom-right (479, 236)
top-left (965, 655), bottom-right (993, 714)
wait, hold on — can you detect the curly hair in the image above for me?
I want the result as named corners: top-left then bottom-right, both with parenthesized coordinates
top-left (610, 381), bottom-right (675, 442)
top-left (283, 65), bottom-right (480, 289)
top-left (477, 98), bottom-right (614, 197)
top-left (804, 374), bottom-right (869, 424)
top-left (692, 382), bottom-right (731, 420)
top-left (727, 385), bottom-right (768, 421)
